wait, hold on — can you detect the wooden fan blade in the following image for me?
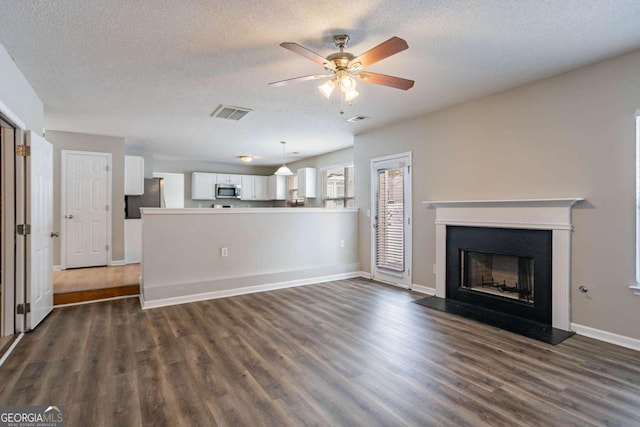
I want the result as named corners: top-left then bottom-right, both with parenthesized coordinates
top-left (348, 37), bottom-right (409, 69)
top-left (280, 42), bottom-right (336, 70)
top-left (269, 74), bottom-right (332, 87)
top-left (356, 72), bottom-right (415, 90)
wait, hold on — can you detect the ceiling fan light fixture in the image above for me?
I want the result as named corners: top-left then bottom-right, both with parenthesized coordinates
top-left (344, 89), bottom-right (359, 101)
top-left (318, 79), bottom-right (336, 98)
top-left (340, 75), bottom-right (356, 91)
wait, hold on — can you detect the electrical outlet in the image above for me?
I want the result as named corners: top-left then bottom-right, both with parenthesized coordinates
top-left (221, 247), bottom-right (228, 257)
top-left (340, 240), bottom-right (345, 248)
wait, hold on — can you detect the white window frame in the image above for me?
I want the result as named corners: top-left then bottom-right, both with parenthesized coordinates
top-left (633, 112), bottom-right (640, 295)
top-left (321, 163), bottom-right (354, 208)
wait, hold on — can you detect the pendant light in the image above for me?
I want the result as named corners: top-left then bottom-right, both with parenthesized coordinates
top-left (274, 141), bottom-right (294, 176)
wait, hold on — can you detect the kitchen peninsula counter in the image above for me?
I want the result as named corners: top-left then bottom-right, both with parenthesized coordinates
top-left (139, 207), bottom-right (359, 308)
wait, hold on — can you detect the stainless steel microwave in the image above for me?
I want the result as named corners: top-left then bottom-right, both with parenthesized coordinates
top-left (215, 183), bottom-right (241, 199)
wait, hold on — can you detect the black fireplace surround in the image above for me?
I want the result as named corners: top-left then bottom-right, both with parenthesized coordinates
top-left (446, 226), bottom-right (553, 325)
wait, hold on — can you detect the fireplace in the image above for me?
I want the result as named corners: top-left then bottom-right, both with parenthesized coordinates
top-left (446, 226), bottom-right (552, 325)
top-left (424, 198), bottom-right (583, 332)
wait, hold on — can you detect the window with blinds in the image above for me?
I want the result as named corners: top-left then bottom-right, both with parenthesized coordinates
top-left (376, 168), bottom-right (404, 272)
top-left (322, 164), bottom-right (355, 208)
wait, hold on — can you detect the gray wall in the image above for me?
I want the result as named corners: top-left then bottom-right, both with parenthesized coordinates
top-left (46, 130), bottom-right (126, 265)
top-left (354, 48), bottom-right (640, 340)
top-left (0, 43), bottom-right (43, 132)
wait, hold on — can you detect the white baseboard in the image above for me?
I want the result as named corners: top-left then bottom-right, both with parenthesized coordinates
top-left (110, 259), bottom-right (126, 266)
top-left (140, 271), bottom-right (361, 310)
top-left (358, 271), bottom-right (371, 279)
top-left (571, 323), bottom-right (640, 352)
top-left (411, 284), bottom-right (436, 295)
top-left (53, 265), bottom-right (62, 272)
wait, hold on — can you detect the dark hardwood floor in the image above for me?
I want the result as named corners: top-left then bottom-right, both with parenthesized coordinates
top-left (1, 278), bottom-right (639, 426)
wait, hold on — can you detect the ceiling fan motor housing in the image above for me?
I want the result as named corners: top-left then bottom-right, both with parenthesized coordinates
top-left (333, 34), bottom-right (350, 49)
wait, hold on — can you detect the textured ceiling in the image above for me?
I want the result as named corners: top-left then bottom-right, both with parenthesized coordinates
top-left (1, 0), bottom-right (640, 166)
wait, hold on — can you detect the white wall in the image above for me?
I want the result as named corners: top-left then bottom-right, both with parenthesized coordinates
top-left (355, 48), bottom-right (640, 340)
top-left (140, 208), bottom-right (359, 307)
top-left (0, 43), bottom-right (43, 132)
top-left (153, 172), bottom-right (184, 208)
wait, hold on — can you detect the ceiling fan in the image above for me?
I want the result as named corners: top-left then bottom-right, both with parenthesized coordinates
top-left (269, 34), bottom-right (414, 104)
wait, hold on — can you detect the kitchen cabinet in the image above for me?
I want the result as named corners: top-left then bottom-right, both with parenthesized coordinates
top-left (241, 175), bottom-right (270, 200)
top-left (124, 155), bottom-right (144, 195)
top-left (254, 176), bottom-right (269, 200)
top-left (297, 167), bottom-right (317, 198)
top-left (240, 175), bottom-right (254, 200)
top-left (268, 175), bottom-right (287, 200)
top-left (191, 172), bottom-right (216, 200)
top-left (215, 174), bottom-right (242, 185)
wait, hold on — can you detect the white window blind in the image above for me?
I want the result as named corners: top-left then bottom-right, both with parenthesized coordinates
top-left (376, 168), bottom-right (404, 272)
top-left (322, 164), bottom-right (354, 208)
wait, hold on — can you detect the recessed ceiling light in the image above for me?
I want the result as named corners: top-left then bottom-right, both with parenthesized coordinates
top-left (347, 115), bottom-right (369, 122)
top-left (238, 155), bottom-right (253, 163)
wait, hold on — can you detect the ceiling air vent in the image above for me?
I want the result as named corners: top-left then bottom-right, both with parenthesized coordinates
top-left (346, 115), bottom-right (369, 123)
top-left (211, 105), bottom-right (252, 121)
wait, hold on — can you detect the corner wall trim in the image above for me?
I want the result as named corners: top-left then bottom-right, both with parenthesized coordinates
top-left (571, 323), bottom-right (640, 352)
top-left (140, 271), bottom-right (362, 310)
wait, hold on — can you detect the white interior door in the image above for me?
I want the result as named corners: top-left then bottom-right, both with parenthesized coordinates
top-left (371, 153), bottom-right (412, 287)
top-left (62, 151), bottom-right (110, 268)
top-left (26, 131), bottom-right (53, 329)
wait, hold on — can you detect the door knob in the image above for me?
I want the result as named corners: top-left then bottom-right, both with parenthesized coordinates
top-left (51, 232), bottom-right (59, 238)
top-left (65, 214), bottom-right (74, 219)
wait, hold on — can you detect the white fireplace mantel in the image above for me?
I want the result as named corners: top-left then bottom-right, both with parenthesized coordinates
top-left (423, 198), bottom-right (584, 331)
top-left (424, 198), bottom-right (583, 230)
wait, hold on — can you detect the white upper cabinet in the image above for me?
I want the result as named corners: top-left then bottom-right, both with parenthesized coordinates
top-left (215, 174), bottom-right (242, 185)
top-left (191, 172), bottom-right (216, 200)
top-left (268, 175), bottom-right (286, 200)
top-left (240, 175), bottom-right (254, 200)
top-left (124, 155), bottom-right (145, 195)
top-left (241, 175), bottom-right (270, 200)
top-left (297, 167), bottom-right (317, 198)
top-left (254, 176), bottom-right (270, 200)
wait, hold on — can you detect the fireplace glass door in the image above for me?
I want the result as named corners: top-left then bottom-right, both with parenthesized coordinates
top-left (461, 250), bottom-right (534, 303)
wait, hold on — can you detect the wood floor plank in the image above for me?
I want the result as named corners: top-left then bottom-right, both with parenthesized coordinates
top-left (1, 278), bottom-right (639, 427)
